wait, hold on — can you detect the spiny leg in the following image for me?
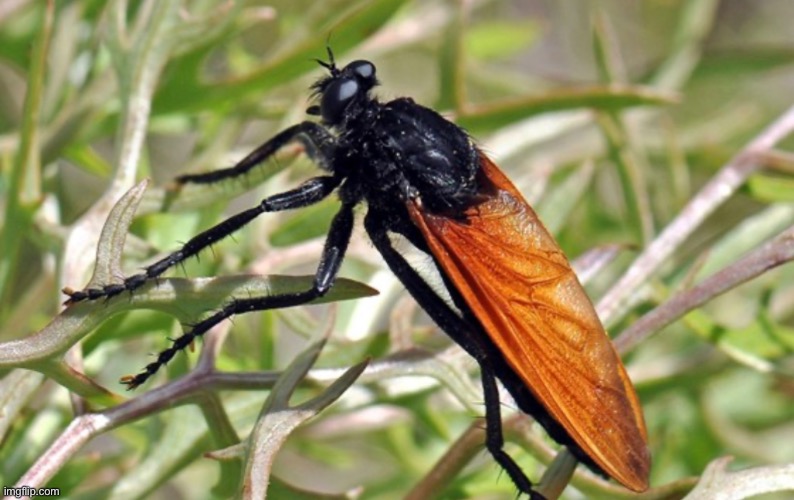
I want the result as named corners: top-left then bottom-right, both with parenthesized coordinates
top-left (121, 202), bottom-right (356, 389)
top-left (481, 364), bottom-right (547, 500)
top-left (64, 175), bottom-right (341, 304)
top-left (177, 122), bottom-right (337, 185)
top-left (65, 121), bottom-right (339, 304)
top-left (364, 214), bottom-right (543, 498)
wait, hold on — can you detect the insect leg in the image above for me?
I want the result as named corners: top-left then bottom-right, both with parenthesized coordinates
top-left (177, 122), bottom-right (337, 185)
top-left (480, 363), bottom-right (547, 499)
top-left (64, 175), bottom-right (341, 304)
top-left (121, 202), bottom-right (356, 389)
top-left (365, 214), bottom-right (541, 498)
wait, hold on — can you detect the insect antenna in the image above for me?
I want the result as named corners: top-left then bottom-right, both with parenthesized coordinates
top-left (314, 35), bottom-right (339, 75)
top-left (325, 43), bottom-right (336, 69)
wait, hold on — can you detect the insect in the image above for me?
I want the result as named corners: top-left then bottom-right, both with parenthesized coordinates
top-left (65, 48), bottom-right (650, 497)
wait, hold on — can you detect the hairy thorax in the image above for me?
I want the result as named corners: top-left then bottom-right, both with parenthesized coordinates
top-left (337, 98), bottom-right (480, 215)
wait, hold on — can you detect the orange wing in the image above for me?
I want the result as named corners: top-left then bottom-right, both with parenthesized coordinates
top-left (407, 154), bottom-right (650, 492)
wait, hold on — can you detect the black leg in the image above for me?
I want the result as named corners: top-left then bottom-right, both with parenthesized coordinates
top-left (65, 175), bottom-right (341, 303)
top-left (177, 122), bottom-right (337, 184)
top-left (364, 214), bottom-right (485, 357)
top-left (481, 364), bottom-right (547, 500)
top-left (120, 202), bottom-right (356, 389)
top-left (364, 214), bottom-right (542, 498)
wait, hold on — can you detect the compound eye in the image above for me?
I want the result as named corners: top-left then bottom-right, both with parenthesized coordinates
top-left (351, 60), bottom-right (375, 81)
top-left (321, 77), bottom-right (359, 124)
top-left (334, 78), bottom-right (359, 102)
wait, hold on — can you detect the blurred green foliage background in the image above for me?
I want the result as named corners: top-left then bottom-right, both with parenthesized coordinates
top-left (1, 1), bottom-right (793, 499)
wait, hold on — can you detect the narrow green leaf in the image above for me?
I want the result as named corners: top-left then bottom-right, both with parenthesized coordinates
top-left (457, 85), bottom-right (676, 131)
